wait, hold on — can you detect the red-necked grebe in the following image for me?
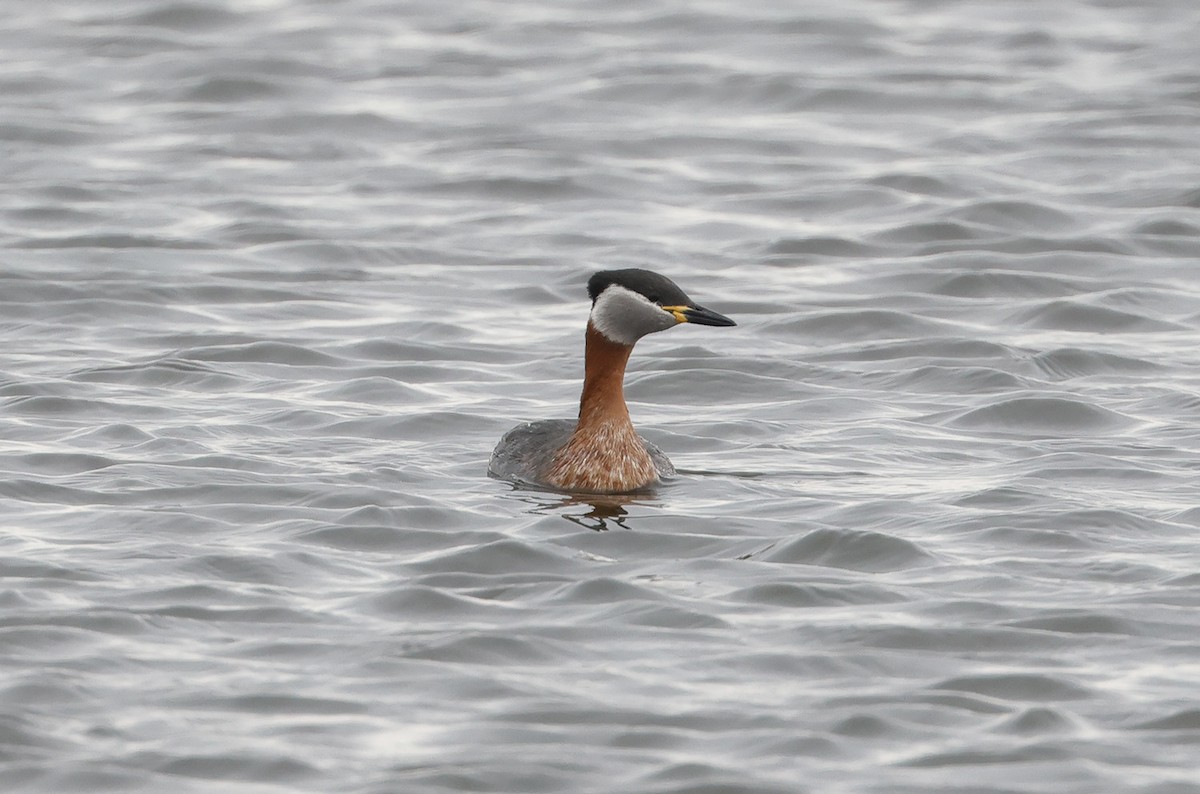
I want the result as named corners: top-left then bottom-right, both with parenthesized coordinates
top-left (488, 269), bottom-right (736, 494)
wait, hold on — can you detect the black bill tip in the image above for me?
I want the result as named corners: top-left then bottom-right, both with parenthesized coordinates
top-left (682, 304), bottom-right (736, 327)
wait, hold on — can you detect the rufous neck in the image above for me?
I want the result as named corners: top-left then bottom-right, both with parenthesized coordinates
top-left (578, 321), bottom-right (634, 425)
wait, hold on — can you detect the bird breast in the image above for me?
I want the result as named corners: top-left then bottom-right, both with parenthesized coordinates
top-left (544, 420), bottom-right (660, 493)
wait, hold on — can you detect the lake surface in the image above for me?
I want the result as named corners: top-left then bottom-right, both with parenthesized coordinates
top-left (3, 1), bottom-right (1200, 792)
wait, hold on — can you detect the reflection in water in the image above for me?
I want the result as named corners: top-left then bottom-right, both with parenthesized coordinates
top-left (560, 496), bottom-right (633, 531)
top-left (511, 487), bottom-right (657, 531)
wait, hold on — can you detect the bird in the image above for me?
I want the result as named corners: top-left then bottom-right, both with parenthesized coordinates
top-left (488, 268), bottom-right (736, 494)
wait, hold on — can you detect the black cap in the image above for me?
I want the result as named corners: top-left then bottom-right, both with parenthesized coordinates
top-left (586, 268), bottom-right (692, 305)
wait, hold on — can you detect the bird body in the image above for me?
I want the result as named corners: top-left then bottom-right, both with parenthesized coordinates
top-left (489, 269), bottom-right (734, 494)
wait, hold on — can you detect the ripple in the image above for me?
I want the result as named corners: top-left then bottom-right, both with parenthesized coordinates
top-left (760, 528), bottom-right (935, 572)
top-left (1135, 218), bottom-right (1200, 237)
top-left (2, 395), bottom-right (169, 419)
top-left (1009, 300), bottom-right (1185, 332)
top-left (1002, 612), bottom-right (1138, 636)
top-left (859, 625), bottom-right (1064, 652)
top-left (550, 577), bottom-right (668, 605)
top-left (636, 369), bottom-right (791, 403)
top-left (810, 337), bottom-right (1017, 363)
top-left (361, 585), bottom-right (501, 620)
top-left (179, 341), bottom-right (344, 366)
top-left (410, 538), bottom-right (583, 576)
top-left (123, 2), bottom-right (241, 30)
top-left (994, 706), bottom-right (1079, 735)
top-left (72, 357), bottom-right (243, 388)
top-left (931, 673), bottom-right (1093, 701)
top-left (929, 269), bottom-right (1084, 298)
top-left (0, 712), bottom-right (70, 753)
top-left (1031, 347), bottom-right (1162, 378)
top-left (727, 581), bottom-right (905, 607)
top-left (876, 364), bottom-right (1026, 393)
top-left (900, 744), bottom-right (1068, 767)
top-left (765, 236), bottom-right (883, 258)
top-left (175, 692), bottom-right (368, 715)
top-left (2, 452), bottom-right (117, 475)
top-left (142, 605), bottom-right (318, 623)
top-left (182, 76), bottom-right (283, 103)
top-left (1133, 708), bottom-right (1200, 731)
top-left (407, 633), bottom-right (567, 665)
top-left (15, 233), bottom-right (215, 249)
top-left (945, 397), bottom-right (1137, 436)
top-left (153, 753), bottom-right (317, 783)
top-left (949, 200), bottom-right (1079, 232)
top-left (768, 309), bottom-right (955, 341)
top-left (866, 171), bottom-right (970, 198)
top-left (0, 122), bottom-right (93, 146)
top-left (635, 761), bottom-right (793, 794)
top-left (830, 713), bottom-right (896, 738)
top-left (612, 604), bottom-right (730, 630)
top-left (874, 220), bottom-right (987, 244)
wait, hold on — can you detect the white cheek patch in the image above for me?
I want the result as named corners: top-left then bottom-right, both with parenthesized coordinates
top-left (590, 285), bottom-right (676, 345)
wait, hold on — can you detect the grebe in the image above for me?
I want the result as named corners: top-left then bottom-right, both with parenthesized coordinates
top-left (488, 268), bottom-right (735, 494)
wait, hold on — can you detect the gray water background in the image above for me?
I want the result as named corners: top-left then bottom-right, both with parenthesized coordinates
top-left (3, 1), bottom-right (1200, 792)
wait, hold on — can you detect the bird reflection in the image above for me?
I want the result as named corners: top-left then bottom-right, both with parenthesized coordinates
top-left (560, 495), bottom-right (635, 531)
top-left (510, 487), bottom-right (655, 531)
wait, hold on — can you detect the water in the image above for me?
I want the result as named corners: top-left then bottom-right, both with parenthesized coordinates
top-left (3, 1), bottom-right (1200, 792)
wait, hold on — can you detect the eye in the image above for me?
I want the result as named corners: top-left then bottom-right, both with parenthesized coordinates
top-left (646, 294), bottom-right (661, 304)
